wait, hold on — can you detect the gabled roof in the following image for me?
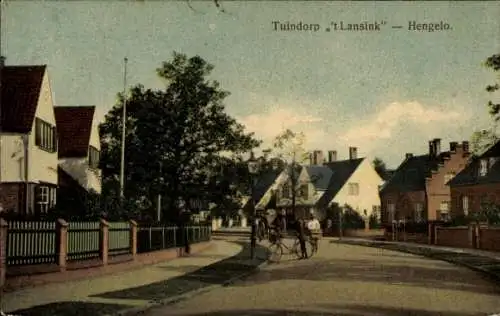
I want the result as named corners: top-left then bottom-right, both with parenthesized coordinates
top-left (448, 140), bottom-right (500, 187)
top-left (380, 152), bottom-right (451, 194)
top-left (1, 65), bottom-right (46, 133)
top-left (303, 165), bottom-right (333, 190)
top-left (54, 106), bottom-right (95, 158)
top-left (317, 158), bottom-right (365, 207)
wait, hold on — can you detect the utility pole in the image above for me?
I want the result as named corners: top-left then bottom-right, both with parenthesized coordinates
top-left (119, 57), bottom-right (128, 205)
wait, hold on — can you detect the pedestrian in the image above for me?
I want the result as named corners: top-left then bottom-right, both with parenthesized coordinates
top-left (295, 218), bottom-right (308, 259)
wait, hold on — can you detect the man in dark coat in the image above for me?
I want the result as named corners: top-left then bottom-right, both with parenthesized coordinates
top-left (295, 218), bottom-right (308, 259)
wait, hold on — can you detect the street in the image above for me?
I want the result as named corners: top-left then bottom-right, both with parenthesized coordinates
top-left (143, 240), bottom-right (500, 316)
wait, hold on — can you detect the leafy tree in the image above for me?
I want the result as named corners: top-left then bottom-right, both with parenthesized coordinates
top-left (470, 128), bottom-right (498, 156)
top-left (485, 53), bottom-right (500, 121)
top-left (99, 52), bottom-right (260, 222)
top-left (272, 129), bottom-right (309, 220)
top-left (372, 157), bottom-right (387, 179)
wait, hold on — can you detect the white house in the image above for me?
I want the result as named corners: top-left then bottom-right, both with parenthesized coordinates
top-left (54, 106), bottom-right (101, 194)
top-left (274, 147), bottom-right (384, 222)
top-left (0, 64), bottom-right (59, 214)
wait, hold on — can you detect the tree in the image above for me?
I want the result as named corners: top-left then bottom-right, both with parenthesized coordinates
top-left (272, 129), bottom-right (309, 220)
top-left (485, 53), bottom-right (500, 121)
top-left (372, 157), bottom-right (387, 179)
top-left (99, 52), bottom-right (260, 222)
top-left (470, 129), bottom-right (498, 156)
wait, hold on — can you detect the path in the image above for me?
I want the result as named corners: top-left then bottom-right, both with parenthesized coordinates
top-left (143, 239), bottom-right (500, 315)
top-left (2, 239), bottom-right (267, 316)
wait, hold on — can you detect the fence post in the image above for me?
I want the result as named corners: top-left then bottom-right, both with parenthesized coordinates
top-left (475, 223), bottom-right (481, 249)
top-left (99, 219), bottom-right (109, 265)
top-left (173, 227), bottom-right (176, 247)
top-left (0, 218), bottom-right (8, 289)
top-left (427, 222), bottom-right (432, 245)
top-left (56, 219), bottom-right (69, 272)
top-left (433, 224), bottom-right (439, 245)
top-left (129, 220), bottom-right (137, 258)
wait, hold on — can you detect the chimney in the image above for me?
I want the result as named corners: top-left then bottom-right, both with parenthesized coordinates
top-left (449, 142), bottom-right (458, 152)
top-left (349, 147), bottom-right (358, 160)
top-left (312, 150), bottom-right (323, 165)
top-left (433, 138), bottom-right (441, 156)
top-left (405, 153), bottom-right (413, 160)
top-left (429, 140), bottom-right (435, 157)
top-left (327, 150), bottom-right (337, 163)
top-left (462, 141), bottom-right (469, 153)
top-left (309, 152), bottom-right (313, 165)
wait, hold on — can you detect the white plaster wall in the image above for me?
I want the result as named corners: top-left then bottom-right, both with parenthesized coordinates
top-left (1, 134), bottom-right (26, 182)
top-left (330, 158), bottom-right (384, 217)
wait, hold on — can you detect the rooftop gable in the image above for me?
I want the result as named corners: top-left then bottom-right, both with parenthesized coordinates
top-left (317, 158), bottom-right (364, 206)
top-left (1, 65), bottom-right (46, 133)
top-left (54, 106), bottom-right (95, 158)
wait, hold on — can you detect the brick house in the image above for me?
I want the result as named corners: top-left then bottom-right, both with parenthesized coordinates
top-left (54, 106), bottom-right (102, 196)
top-left (0, 64), bottom-right (59, 215)
top-left (379, 139), bottom-right (470, 224)
top-left (448, 139), bottom-right (500, 218)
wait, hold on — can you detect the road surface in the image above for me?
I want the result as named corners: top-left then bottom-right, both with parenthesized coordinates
top-left (142, 239), bottom-right (500, 316)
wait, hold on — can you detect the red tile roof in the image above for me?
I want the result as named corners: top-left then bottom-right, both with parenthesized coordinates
top-left (54, 106), bottom-right (95, 158)
top-left (1, 65), bottom-right (46, 133)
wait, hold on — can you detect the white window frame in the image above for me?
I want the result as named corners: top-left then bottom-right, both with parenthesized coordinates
top-left (414, 203), bottom-right (424, 222)
top-left (479, 159), bottom-right (488, 176)
top-left (387, 203), bottom-right (395, 222)
top-left (440, 201), bottom-right (450, 213)
top-left (37, 186), bottom-right (50, 213)
top-left (462, 195), bottom-right (469, 216)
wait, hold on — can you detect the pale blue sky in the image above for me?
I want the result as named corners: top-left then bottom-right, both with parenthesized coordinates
top-left (3, 1), bottom-right (499, 168)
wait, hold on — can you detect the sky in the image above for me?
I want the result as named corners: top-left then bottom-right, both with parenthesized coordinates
top-left (3, 1), bottom-right (499, 168)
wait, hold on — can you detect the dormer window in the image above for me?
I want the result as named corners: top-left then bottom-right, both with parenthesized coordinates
top-left (299, 184), bottom-right (309, 199)
top-left (282, 183), bottom-right (291, 198)
top-left (88, 146), bottom-right (100, 169)
top-left (35, 118), bottom-right (57, 153)
top-left (479, 159), bottom-right (488, 176)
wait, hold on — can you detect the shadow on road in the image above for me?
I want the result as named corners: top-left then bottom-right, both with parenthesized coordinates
top-left (8, 241), bottom-right (268, 316)
top-left (163, 303), bottom-right (482, 316)
top-left (231, 256), bottom-right (500, 296)
top-left (9, 301), bottom-right (130, 316)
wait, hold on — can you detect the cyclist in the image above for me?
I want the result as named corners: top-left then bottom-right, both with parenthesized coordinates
top-left (295, 218), bottom-right (308, 259)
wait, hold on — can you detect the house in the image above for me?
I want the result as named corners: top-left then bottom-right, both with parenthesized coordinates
top-left (448, 139), bottom-right (500, 218)
top-left (275, 147), bottom-right (384, 222)
top-left (54, 106), bottom-right (102, 199)
top-left (379, 138), bottom-right (470, 224)
top-left (0, 63), bottom-right (58, 215)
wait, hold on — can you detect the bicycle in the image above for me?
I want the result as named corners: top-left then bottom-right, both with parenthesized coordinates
top-left (267, 230), bottom-right (314, 263)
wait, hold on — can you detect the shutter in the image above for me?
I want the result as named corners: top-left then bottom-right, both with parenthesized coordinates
top-left (35, 119), bottom-right (41, 146)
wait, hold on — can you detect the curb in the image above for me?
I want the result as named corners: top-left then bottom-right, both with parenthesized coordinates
top-left (108, 250), bottom-right (269, 316)
top-left (335, 240), bottom-right (500, 285)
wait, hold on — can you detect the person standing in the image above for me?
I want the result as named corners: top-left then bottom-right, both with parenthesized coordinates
top-left (295, 218), bottom-right (308, 259)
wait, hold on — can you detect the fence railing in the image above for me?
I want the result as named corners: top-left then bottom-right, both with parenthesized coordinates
top-left (1, 219), bottom-right (212, 271)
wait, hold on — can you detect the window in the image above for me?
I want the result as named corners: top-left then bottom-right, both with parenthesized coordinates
top-left (348, 183), bottom-right (359, 196)
top-left (479, 159), bottom-right (488, 176)
top-left (299, 184), bottom-right (309, 200)
top-left (35, 118), bottom-right (57, 153)
top-left (282, 183), bottom-right (290, 198)
top-left (462, 195), bottom-right (469, 216)
top-left (387, 203), bottom-right (395, 222)
top-left (440, 201), bottom-right (450, 212)
top-left (414, 203), bottom-right (424, 222)
top-left (444, 172), bottom-right (456, 185)
top-left (88, 146), bottom-right (100, 169)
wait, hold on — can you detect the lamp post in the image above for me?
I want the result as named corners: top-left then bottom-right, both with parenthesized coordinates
top-left (247, 152), bottom-right (260, 260)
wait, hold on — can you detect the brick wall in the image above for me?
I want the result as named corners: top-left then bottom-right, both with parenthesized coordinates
top-left (0, 183), bottom-right (22, 213)
top-left (425, 145), bottom-right (469, 221)
top-left (450, 183), bottom-right (500, 217)
top-left (380, 190), bottom-right (426, 223)
top-left (435, 226), bottom-right (471, 248)
top-left (479, 227), bottom-right (500, 251)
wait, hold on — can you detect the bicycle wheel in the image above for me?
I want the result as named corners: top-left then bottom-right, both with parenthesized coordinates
top-left (292, 238), bottom-right (303, 259)
top-left (267, 242), bottom-right (283, 263)
top-left (306, 240), bottom-right (316, 258)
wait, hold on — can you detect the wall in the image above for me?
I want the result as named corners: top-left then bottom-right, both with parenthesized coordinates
top-left (0, 134), bottom-right (26, 182)
top-left (435, 226), bottom-right (471, 248)
top-left (332, 158), bottom-right (384, 217)
top-left (479, 227), bottom-right (500, 251)
top-left (450, 183), bottom-right (500, 217)
top-left (425, 145), bottom-right (469, 220)
top-left (28, 71), bottom-right (58, 185)
top-left (380, 190), bottom-right (426, 224)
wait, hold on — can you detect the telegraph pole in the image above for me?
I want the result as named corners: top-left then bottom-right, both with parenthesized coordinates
top-left (119, 57), bottom-right (128, 204)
